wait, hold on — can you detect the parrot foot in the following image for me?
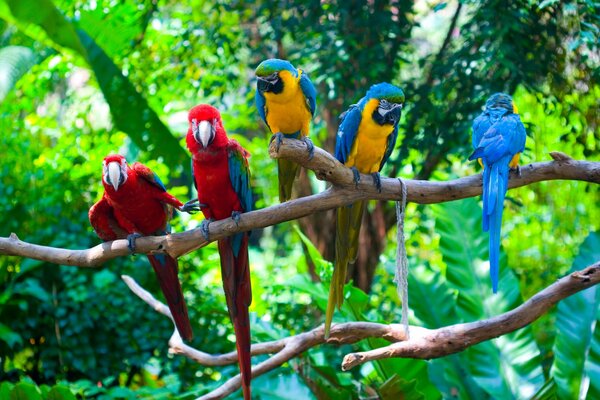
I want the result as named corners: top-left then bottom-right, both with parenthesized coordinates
top-left (127, 233), bottom-right (143, 254)
top-left (200, 218), bottom-right (214, 241)
top-left (350, 167), bottom-right (361, 188)
top-left (231, 211), bottom-right (242, 226)
top-left (302, 137), bottom-right (315, 160)
top-left (510, 165), bottom-right (522, 178)
top-left (270, 132), bottom-right (284, 153)
top-left (371, 172), bottom-right (382, 193)
top-left (181, 198), bottom-right (204, 214)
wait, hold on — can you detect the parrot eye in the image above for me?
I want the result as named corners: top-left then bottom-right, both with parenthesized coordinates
top-left (263, 72), bottom-right (279, 82)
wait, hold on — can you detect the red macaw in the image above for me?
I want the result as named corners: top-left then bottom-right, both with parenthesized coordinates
top-left (185, 104), bottom-right (253, 400)
top-left (89, 154), bottom-right (193, 341)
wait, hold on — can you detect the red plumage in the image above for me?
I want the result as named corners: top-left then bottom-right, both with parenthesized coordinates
top-left (186, 104), bottom-right (253, 400)
top-left (89, 154), bottom-right (193, 341)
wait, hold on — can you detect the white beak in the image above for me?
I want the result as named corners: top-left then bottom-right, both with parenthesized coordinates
top-left (107, 162), bottom-right (122, 191)
top-left (197, 120), bottom-right (214, 148)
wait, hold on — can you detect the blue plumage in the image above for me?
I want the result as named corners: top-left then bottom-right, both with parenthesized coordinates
top-left (299, 72), bottom-right (317, 116)
top-left (469, 93), bottom-right (526, 293)
top-left (227, 145), bottom-right (253, 257)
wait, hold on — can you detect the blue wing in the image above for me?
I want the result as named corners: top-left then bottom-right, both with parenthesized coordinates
top-left (469, 115), bottom-right (526, 164)
top-left (228, 143), bottom-right (253, 214)
top-left (299, 70), bottom-right (317, 116)
top-left (379, 123), bottom-right (399, 171)
top-left (133, 163), bottom-right (167, 192)
top-left (255, 87), bottom-right (268, 128)
top-left (472, 112), bottom-right (491, 149)
top-left (334, 105), bottom-right (362, 165)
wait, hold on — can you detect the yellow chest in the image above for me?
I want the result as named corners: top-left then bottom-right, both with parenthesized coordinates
top-left (263, 70), bottom-right (312, 135)
top-left (346, 100), bottom-right (394, 173)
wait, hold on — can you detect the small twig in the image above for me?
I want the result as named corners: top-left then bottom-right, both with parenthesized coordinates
top-left (122, 263), bottom-right (599, 400)
top-left (1, 141), bottom-right (597, 267)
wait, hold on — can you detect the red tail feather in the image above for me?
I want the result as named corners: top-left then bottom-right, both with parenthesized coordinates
top-left (218, 236), bottom-right (252, 400)
top-left (147, 254), bottom-right (193, 341)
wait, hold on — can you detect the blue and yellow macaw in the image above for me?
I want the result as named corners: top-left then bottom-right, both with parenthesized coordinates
top-left (468, 93), bottom-right (526, 293)
top-left (255, 58), bottom-right (317, 202)
top-left (325, 83), bottom-right (405, 337)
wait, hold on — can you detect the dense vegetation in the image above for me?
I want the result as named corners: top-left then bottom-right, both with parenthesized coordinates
top-left (0, 0), bottom-right (598, 398)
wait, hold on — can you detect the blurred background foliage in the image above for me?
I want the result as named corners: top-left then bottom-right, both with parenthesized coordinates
top-left (0, 0), bottom-right (598, 398)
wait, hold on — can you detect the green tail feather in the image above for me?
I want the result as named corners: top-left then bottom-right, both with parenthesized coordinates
top-left (277, 158), bottom-right (300, 202)
top-left (324, 201), bottom-right (366, 338)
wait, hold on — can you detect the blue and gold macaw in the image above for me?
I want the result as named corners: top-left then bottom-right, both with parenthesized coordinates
top-left (468, 93), bottom-right (526, 293)
top-left (255, 58), bottom-right (317, 202)
top-left (325, 83), bottom-right (405, 337)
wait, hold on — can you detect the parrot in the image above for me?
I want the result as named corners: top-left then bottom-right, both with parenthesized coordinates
top-left (184, 104), bottom-right (254, 400)
top-left (255, 58), bottom-right (317, 202)
top-left (89, 154), bottom-right (194, 341)
top-left (325, 83), bottom-right (405, 337)
top-left (468, 93), bottom-right (526, 293)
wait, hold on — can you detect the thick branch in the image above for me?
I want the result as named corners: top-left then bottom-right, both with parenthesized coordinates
top-left (123, 263), bottom-right (599, 400)
top-left (0, 141), bottom-right (598, 266)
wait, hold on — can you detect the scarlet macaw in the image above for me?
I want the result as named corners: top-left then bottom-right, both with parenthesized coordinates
top-left (255, 58), bottom-right (317, 202)
top-left (89, 154), bottom-right (193, 341)
top-left (325, 83), bottom-right (405, 337)
top-left (469, 93), bottom-right (526, 293)
top-left (185, 105), bottom-right (253, 400)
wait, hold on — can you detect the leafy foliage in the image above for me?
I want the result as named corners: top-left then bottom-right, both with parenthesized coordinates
top-left (0, 0), bottom-right (598, 398)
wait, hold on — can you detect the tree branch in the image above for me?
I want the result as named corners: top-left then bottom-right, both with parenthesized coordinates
top-left (0, 140), bottom-right (598, 266)
top-left (121, 263), bottom-right (599, 400)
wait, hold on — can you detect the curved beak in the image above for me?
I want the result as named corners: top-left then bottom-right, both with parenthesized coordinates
top-left (382, 103), bottom-right (403, 125)
top-left (256, 72), bottom-right (280, 93)
top-left (192, 119), bottom-right (215, 148)
top-left (106, 162), bottom-right (124, 191)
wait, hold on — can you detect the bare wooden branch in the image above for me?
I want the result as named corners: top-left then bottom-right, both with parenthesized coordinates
top-left (1, 141), bottom-right (598, 267)
top-left (122, 263), bottom-right (599, 400)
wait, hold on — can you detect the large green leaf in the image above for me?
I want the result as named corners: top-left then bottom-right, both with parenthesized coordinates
top-left (550, 232), bottom-right (600, 399)
top-left (1, 0), bottom-right (188, 170)
top-left (0, 45), bottom-right (37, 101)
top-left (10, 382), bottom-right (42, 400)
top-left (408, 262), bottom-right (489, 399)
top-left (433, 198), bottom-right (544, 399)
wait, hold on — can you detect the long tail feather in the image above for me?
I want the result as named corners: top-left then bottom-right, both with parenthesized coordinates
top-left (484, 161), bottom-right (509, 293)
top-left (147, 254), bottom-right (193, 341)
top-left (277, 158), bottom-right (300, 202)
top-left (325, 201), bottom-right (365, 338)
top-left (218, 236), bottom-right (252, 400)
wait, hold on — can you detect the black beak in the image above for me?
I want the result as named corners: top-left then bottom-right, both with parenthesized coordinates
top-left (257, 73), bottom-right (282, 93)
top-left (383, 103), bottom-right (403, 125)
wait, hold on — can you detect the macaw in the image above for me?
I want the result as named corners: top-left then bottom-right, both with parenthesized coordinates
top-left (468, 93), bottom-right (526, 293)
top-left (89, 154), bottom-right (193, 341)
top-left (325, 83), bottom-right (405, 337)
top-left (185, 104), bottom-right (253, 400)
top-left (255, 58), bottom-right (317, 202)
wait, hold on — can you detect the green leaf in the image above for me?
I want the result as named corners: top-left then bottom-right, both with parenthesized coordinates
top-left (10, 382), bottom-right (42, 400)
top-left (0, 322), bottom-right (22, 347)
top-left (550, 232), bottom-right (600, 399)
top-left (4, 0), bottom-right (85, 54)
top-left (0, 46), bottom-right (37, 101)
top-left (0, 382), bottom-right (14, 399)
top-left (530, 378), bottom-right (558, 400)
top-left (47, 385), bottom-right (77, 400)
top-left (378, 374), bottom-right (424, 400)
top-left (433, 198), bottom-right (544, 399)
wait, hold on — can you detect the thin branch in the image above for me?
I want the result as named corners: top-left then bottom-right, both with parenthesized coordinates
top-left (0, 140), bottom-right (598, 266)
top-left (122, 263), bottom-right (599, 400)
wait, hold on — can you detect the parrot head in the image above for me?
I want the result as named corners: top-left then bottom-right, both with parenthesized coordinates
top-left (186, 104), bottom-right (228, 153)
top-left (366, 82), bottom-right (405, 126)
top-left (102, 154), bottom-right (128, 192)
top-left (255, 58), bottom-right (298, 94)
top-left (485, 93), bottom-right (518, 114)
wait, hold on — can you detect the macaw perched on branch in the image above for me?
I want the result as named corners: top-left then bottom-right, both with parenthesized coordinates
top-left (184, 104), bottom-right (254, 400)
top-left (255, 58), bottom-right (317, 202)
top-left (469, 93), bottom-right (526, 293)
top-left (326, 83), bottom-right (405, 337)
top-left (89, 154), bottom-right (193, 341)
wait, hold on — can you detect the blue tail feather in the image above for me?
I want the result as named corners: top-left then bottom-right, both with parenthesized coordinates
top-left (483, 160), bottom-right (510, 293)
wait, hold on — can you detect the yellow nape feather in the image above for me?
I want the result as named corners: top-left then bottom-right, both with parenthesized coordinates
top-left (346, 99), bottom-right (394, 174)
top-left (263, 70), bottom-right (312, 136)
